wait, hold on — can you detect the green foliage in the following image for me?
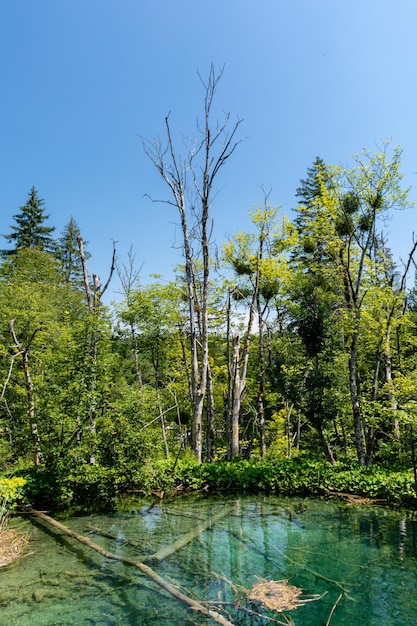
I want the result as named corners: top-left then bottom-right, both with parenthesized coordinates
top-left (172, 458), bottom-right (417, 508)
top-left (1, 143), bottom-right (416, 512)
top-left (65, 464), bottom-right (124, 511)
top-left (2, 186), bottom-right (55, 254)
top-left (56, 216), bottom-right (89, 285)
top-left (0, 475), bottom-right (26, 534)
top-left (19, 464), bottom-right (122, 512)
top-left (0, 476), bottom-right (26, 508)
top-left (21, 468), bottom-right (75, 510)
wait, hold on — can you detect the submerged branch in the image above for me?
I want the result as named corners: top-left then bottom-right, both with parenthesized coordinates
top-left (149, 505), bottom-right (231, 561)
top-left (30, 510), bottom-right (234, 626)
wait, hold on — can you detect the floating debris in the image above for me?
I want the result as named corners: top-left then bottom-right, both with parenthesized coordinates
top-left (0, 529), bottom-right (29, 567)
top-left (247, 578), bottom-right (322, 612)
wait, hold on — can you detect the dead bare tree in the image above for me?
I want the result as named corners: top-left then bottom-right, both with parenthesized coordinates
top-left (142, 65), bottom-right (242, 462)
top-left (116, 248), bottom-right (144, 390)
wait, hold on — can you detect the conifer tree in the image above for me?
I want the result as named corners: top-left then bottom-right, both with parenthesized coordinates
top-left (2, 186), bottom-right (55, 254)
top-left (57, 216), bottom-right (89, 285)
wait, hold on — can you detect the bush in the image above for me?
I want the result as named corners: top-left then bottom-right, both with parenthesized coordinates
top-left (172, 458), bottom-right (417, 508)
top-left (0, 476), bottom-right (27, 506)
top-left (0, 475), bottom-right (27, 528)
top-left (17, 468), bottom-right (71, 511)
top-left (15, 456), bottom-right (417, 513)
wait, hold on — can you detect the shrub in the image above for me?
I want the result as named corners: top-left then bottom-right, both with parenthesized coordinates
top-left (171, 458), bottom-right (417, 508)
top-left (0, 476), bottom-right (27, 505)
top-left (0, 476), bottom-right (27, 529)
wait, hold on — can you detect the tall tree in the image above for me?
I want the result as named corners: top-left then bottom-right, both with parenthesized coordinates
top-left (0, 248), bottom-right (84, 466)
top-left (76, 237), bottom-right (116, 464)
top-left (142, 65), bottom-right (242, 462)
top-left (120, 281), bottom-right (186, 458)
top-left (292, 144), bottom-right (413, 465)
top-left (223, 202), bottom-right (291, 458)
top-left (57, 216), bottom-right (90, 286)
top-left (2, 186), bottom-right (55, 254)
top-left (336, 145), bottom-right (412, 465)
top-left (291, 158), bottom-right (343, 463)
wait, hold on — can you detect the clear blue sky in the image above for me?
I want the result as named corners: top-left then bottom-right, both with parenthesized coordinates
top-left (1, 0), bottom-right (417, 300)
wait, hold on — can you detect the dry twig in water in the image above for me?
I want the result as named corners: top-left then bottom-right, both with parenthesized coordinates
top-left (325, 593), bottom-right (343, 626)
top-left (0, 528), bottom-right (30, 567)
top-left (247, 578), bottom-right (324, 612)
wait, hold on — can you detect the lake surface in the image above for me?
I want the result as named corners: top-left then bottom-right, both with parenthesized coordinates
top-left (1, 494), bottom-right (416, 625)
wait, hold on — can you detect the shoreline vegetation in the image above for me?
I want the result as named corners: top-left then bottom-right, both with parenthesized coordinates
top-left (1, 456), bottom-right (416, 569)
top-left (0, 476), bottom-right (29, 567)
top-left (12, 456), bottom-right (417, 512)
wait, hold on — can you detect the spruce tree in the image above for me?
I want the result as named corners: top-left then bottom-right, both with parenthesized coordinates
top-left (57, 216), bottom-right (90, 286)
top-left (295, 156), bottom-right (330, 207)
top-left (3, 186), bottom-right (55, 254)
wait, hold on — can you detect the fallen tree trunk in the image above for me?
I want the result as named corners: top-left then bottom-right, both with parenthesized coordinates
top-left (86, 524), bottom-right (143, 548)
top-left (30, 510), bottom-right (235, 626)
top-left (150, 505), bottom-right (231, 561)
top-left (324, 490), bottom-right (386, 505)
top-left (87, 505), bottom-right (231, 563)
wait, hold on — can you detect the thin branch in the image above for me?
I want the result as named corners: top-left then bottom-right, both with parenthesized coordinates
top-left (1, 352), bottom-right (19, 399)
top-left (101, 240), bottom-right (117, 296)
top-left (77, 236), bottom-right (93, 313)
top-left (325, 593), bottom-right (343, 626)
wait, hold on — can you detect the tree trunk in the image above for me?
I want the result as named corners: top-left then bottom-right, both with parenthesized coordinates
top-left (257, 309), bottom-right (266, 458)
top-left (143, 67), bottom-right (242, 463)
top-left (349, 334), bottom-right (365, 466)
top-left (30, 510), bottom-right (234, 626)
top-left (77, 237), bottom-right (116, 464)
top-left (230, 334), bottom-right (241, 458)
top-left (385, 331), bottom-right (400, 440)
top-left (9, 321), bottom-right (43, 466)
top-left (22, 350), bottom-right (42, 466)
top-left (225, 288), bottom-right (233, 460)
top-left (315, 420), bottom-right (337, 466)
top-left (285, 400), bottom-right (293, 458)
top-left (206, 362), bottom-right (215, 461)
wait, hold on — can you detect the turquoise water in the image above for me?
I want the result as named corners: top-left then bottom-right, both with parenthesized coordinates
top-left (1, 495), bottom-right (416, 625)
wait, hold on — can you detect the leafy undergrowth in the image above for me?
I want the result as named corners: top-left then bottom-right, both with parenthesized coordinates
top-left (172, 458), bottom-right (417, 509)
top-left (14, 457), bottom-right (417, 513)
top-left (0, 476), bottom-right (30, 566)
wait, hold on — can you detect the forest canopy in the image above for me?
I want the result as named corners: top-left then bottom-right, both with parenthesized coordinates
top-left (1, 77), bottom-right (417, 510)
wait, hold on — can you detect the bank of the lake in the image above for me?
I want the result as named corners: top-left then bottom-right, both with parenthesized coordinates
top-left (17, 457), bottom-right (417, 514)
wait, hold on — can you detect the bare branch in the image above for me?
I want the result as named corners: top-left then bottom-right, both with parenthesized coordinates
top-left (116, 246), bottom-right (142, 297)
top-left (77, 236), bottom-right (94, 313)
top-left (101, 240), bottom-right (117, 296)
top-left (1, 352), bottom-right (18, 399)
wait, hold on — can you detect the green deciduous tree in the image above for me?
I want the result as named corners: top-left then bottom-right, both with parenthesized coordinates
top-left (223, 200), bottom-right (293, 458)
top-left (336, 145), bottom-right (412, 465)
top-left (291, 144), bottom-right (414, 465)
top-left (0, 248), bottom-right (86, 466)
top-left (116, 280), bottom-right (187, 458)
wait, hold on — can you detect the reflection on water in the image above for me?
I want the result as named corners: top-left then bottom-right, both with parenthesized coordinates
top-left (1, 495), bottom-right (416, 625)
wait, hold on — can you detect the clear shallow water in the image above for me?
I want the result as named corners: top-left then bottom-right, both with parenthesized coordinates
top-left (1, 495), bottom-right (417, 625)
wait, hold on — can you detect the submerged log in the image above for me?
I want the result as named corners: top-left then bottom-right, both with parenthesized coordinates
top-left (87, 505), bottom-right (232, 563)
top-left (324, 490), bottom-right (386, 505)
top-left (149, 505), bottom-right (231, 561)
top-left (30, 510), bottom-right (234, 626)
top-left (86, 524), bottom-right (143, 548)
